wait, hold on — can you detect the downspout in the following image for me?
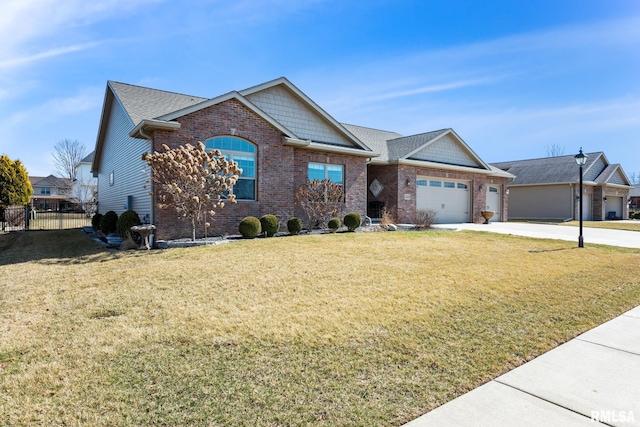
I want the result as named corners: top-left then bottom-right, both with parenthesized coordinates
top-left (138, 126), bottom-right (155, 228)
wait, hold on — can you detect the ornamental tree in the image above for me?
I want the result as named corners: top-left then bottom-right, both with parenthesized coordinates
top-left (142, 142), bottom-right (242, 241)
top-left (0, 154), bottom-right (33, 208)
top-left (295, 178), bottom-right (344, 231)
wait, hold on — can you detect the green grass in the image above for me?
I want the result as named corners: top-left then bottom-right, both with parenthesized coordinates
top-left (2, 230), bottom-right (640, 425)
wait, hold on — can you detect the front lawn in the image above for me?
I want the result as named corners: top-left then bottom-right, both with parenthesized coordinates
top-left (2, 230), bottom-right (640, 425)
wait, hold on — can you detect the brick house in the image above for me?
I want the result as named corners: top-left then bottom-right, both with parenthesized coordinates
top-left (91, 77), bottom-right (512, 241)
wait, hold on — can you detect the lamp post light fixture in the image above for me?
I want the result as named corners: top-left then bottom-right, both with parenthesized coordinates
top-left (575, 148), bottom-right (588, 248)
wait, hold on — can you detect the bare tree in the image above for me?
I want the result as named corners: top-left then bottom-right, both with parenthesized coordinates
top-left (52, 139), bottom-right (86, 181)
top-left (71, 176), bottom-right (97, 215)
top-left (627, 171), bottom-right (640, 185)
top-left (142, 142), bottom-right (242, 241)
top-left (295, 179), bottom-right (344, 231)
top-left (545, 143), bottom-right (565, 157)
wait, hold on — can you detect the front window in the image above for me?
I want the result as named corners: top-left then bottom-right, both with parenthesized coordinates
top-left (205, 136), bottom-right (257, 200)
top-left (40, 187), bottom-right (51, 195)
top-left (308, 162), bottom-right (343, 185)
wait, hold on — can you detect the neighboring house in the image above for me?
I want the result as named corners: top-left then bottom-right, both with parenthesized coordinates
top-left (493, 153), bottom-right (632, 221)
top-left (29, 175), bottom-right (72, 211)
top-left (72, 151), bottom-right (98, 213)
top-left (629, 185), bottom-right (640, 212)
top-left (91, 77), bottom-right (511, 240)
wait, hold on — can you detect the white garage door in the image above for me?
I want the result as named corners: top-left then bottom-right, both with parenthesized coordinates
top-left (605, 196), bottom-right (624, 219)
top-left (486, 186), bottom-right (501, 221)
top-left (416, 176), bottom-right (471, 223)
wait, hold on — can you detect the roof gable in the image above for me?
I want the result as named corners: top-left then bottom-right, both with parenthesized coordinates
top-left (595, 164), bottom-right (630, 186)
top-left (29, 175), bottom-right (70, 188)
top-left (241, 77), bottom-right (370, 150)
top-left (391, 129), bottom-right (490, 170)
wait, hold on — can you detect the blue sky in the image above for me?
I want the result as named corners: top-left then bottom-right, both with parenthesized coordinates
top-left (1, 0), bottom-right (639, 179)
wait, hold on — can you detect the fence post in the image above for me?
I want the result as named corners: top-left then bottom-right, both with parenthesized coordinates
top-left (25, 206), bottom-right (30, 230)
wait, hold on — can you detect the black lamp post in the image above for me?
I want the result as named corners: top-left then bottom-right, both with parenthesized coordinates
top-left (575, 148), bottom-right (587, 248)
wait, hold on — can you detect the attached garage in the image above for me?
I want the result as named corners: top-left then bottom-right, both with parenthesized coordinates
top-left (605, 196), bottom-right (624, 219)
top-left (416, 176), bottom-right (471, 223)
top-left (486, 185), bottom-right (501, 221)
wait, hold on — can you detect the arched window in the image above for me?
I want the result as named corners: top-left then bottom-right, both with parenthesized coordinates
top-left (205, 136), bottom-right (256, 200)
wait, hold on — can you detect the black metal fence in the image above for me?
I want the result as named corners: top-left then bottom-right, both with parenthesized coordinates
top-left (1, 206), bottom-right (92, 231)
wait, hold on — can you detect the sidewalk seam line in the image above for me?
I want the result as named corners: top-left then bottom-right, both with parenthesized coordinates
top-left (575, 337), bottom-right (640, 357)
top-left (492, 380), bottom-right (614, 426)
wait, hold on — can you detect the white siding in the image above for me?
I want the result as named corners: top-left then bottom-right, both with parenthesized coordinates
top-left (410, 134), bottom-right (479, 167)
top-left (97, 99), bottom-right (152, 221)
top-left (246, 86), bottom-right (354, 146)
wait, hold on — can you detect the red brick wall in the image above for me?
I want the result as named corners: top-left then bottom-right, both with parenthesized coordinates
top-left (367, 163), bottom-right (509, 224)
top-left (149, 99), bottom-right (368, 240)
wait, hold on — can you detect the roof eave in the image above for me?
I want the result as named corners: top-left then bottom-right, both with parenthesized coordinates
top-left (129, 119), bottom-right (181, 139)
top-left (395, 159), bottom-right (496, 175)
top-left (284, 138), bottom-right (379, 158)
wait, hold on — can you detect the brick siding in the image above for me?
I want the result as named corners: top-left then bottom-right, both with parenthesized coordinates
top-left (368, 164), bottom-right (509, 224)
top-left (149, 98), bottom-right (368, 240)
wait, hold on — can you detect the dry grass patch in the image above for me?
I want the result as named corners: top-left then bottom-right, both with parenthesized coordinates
top-left (2, 230), bottom-right (640, 425)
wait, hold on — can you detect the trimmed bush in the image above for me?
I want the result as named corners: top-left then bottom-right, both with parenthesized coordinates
top-left (287, 217), bottom-right (303, 235)
top-left (343, 212), bottom-right (362, 232)
top-left (91, 213), bottom-right (103, 231)
top-left (116, 210), bottom-right (142, 239)
top-left (328, 217), bottom-right (341, 232)
top-left (260, 214), bottom-right (280, 237)
top-left (100, 211), bottom-right (118, 235)
top-left (239, 216), bottom-right (261, 239)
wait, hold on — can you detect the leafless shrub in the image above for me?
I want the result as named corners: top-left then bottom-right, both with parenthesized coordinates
top-left (295, 179), bottom-right (344, 231)
top-left (415, 209), bottom-right (437, 229)
top-left (5, 207), bottom-right (25, 227)
top-left (379, 207), bottom-right (395, 230)
top-left (119, 232), bottom-right (139, 251)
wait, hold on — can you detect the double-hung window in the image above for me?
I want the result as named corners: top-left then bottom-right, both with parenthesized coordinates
top-left (205, 136), bottom-right (256, 200)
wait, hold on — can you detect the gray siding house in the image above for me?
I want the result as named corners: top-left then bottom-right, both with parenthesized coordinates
top-left (493, 152), bottom-right (632, 221)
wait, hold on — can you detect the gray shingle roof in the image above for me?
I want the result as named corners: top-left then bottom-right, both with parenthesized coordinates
top-left (341, 123), bottom-right (402, 161)
top-left (492, 153), bottom-right (604, 185)
top-left (386, 129), bottom-right (450, 161)
top-left (80, 151), bottom-right (94, 163)
top-left (109, 81), bottom-right (207, 126)
top-left (341, 124), bottom-right (455, 162)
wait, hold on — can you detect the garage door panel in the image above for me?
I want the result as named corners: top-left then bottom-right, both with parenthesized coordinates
top-left (416, 176), bottom-right (470, 223)
top-left (487, 186), bottom-right (501, 221)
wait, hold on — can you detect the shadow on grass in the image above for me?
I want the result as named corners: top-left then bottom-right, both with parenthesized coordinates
top-left (0, 229), bottom-right (123, 266)
top-left (528, 247), bottom-right (573, 254)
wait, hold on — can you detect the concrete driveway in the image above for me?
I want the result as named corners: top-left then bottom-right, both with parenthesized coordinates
top-left (432, 221), bottom-right (640, 249)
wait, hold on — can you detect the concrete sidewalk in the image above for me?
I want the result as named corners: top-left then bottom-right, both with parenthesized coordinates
top-left (432, 221), bottom-right (640, 249)
top-left (404, 306), bottom-right (640, 426)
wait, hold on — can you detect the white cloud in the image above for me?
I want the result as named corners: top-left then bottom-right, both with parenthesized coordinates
top-left (0, 0), bottom-right (163, 71)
